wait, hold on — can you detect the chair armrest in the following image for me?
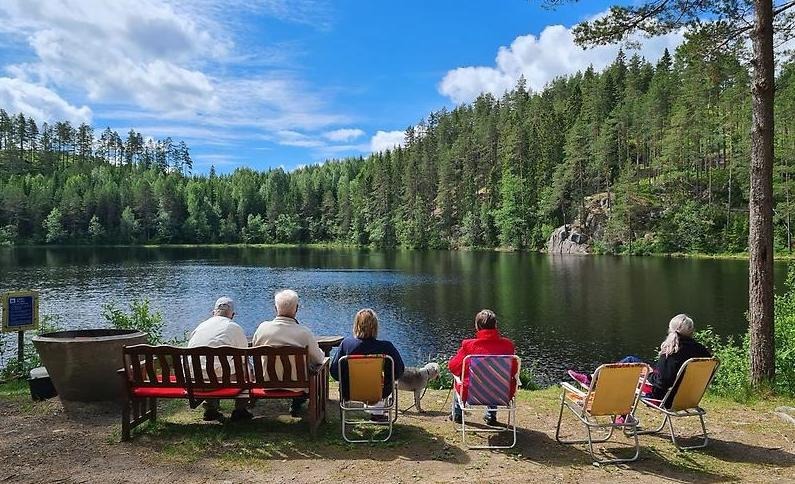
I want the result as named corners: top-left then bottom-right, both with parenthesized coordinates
top-left (560, 381), bottom-right (587, 398)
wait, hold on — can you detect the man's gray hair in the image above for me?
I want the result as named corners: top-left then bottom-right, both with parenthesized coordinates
top-left (275, 289), bottom-right (299, 316)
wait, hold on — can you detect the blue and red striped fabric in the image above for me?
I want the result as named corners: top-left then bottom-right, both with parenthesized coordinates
top-left (465, 356), bottom-right (513, 406)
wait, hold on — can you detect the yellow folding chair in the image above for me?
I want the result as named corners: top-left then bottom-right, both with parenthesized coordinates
top-left (555, 362), bottom-right (651, 465)
top-left (637, 357), bottom-right (720, 450)
top-left (338, 354), bottom-right (398, 443)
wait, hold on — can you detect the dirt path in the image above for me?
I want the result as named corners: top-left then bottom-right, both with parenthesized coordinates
top-left (0, 386), bottom-right (793, 483)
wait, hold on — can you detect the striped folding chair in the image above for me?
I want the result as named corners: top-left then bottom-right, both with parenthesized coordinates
top-left (636, 357), bottom-right (720, 450)
top-left (455, 354), bottom-right (520, 449)
top-left (338, 354), bottom-right (398, 443)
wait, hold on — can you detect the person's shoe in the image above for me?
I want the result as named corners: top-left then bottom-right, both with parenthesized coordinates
top-left (203, 409), bottom-right (225, 422)
top-left (483, 414), bottom-right (498, 426)
top-left (449, 414), bottom-right (462, 424)
top-left (567, 370), bottom-right (592, 388)
top-left (614, 414), bottom-right (636, 426)
top-left (370, 414), bottom-right (389, 423)
top-left (230, 408), bottom-right (254, 422)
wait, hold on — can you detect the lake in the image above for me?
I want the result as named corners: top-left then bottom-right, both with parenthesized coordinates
top-left (0, 246), bottom-right (788, 384)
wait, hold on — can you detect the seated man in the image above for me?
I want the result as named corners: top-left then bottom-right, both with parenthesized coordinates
top-left (448, 309), bottom-right (516, 425)
top-left (252, 289), bottom-right (325, 417)
top-left (187, 296), bottom-right (253, 422)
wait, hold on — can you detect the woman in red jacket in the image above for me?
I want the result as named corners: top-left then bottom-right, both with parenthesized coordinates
top-left (448, 309), bottom-right (516, 425)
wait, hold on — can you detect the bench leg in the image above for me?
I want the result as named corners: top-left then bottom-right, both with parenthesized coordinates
top-left (149, 398), bottom-right (157, 422)
top-left (308, 393), bottom-right (318, 436)
top-left (121, 399), bottom-right (131, 442)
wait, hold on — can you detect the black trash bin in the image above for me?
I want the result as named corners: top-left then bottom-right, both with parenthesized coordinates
top-left (28, 366), bottom-right (57, 401)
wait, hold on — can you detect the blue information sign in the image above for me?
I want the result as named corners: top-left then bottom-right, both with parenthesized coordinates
top-left (2, 291), bottom-right (39, 332)
top-left (8, 296), bottom-right (34, 327)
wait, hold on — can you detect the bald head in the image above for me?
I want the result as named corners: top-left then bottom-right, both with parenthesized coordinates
top-left (275, 289), bottom-right (299, 317)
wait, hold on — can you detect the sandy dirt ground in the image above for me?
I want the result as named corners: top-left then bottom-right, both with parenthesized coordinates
top-left (0, 386), bottom-right (793, 483)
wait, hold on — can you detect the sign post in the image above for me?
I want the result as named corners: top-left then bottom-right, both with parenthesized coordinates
top-left (1, 291), bottom-right (40, 372)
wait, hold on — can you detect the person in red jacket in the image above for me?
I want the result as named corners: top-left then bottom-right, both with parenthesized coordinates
top-left (448, 309), bottom-right (516, 425)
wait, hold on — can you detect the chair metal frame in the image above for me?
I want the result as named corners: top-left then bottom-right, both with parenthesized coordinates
top-left (338, 354), bottom-right (398, 443)
top-left (635, 357), bottom-right (720, 451)
top-left (555, 362), bottom-right (651, 465)
top-left (455, 354), bottom-right (520, 450)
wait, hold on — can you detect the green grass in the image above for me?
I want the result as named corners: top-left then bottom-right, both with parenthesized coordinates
top-left (0, 378), bottom-right (28, 398)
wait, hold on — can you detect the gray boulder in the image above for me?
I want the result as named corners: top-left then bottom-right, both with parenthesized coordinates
top-left (547, 224), bottom-right (591, 254)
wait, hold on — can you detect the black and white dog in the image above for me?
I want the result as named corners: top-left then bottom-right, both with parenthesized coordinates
top-left (397, 362), bottom-right (440, 413)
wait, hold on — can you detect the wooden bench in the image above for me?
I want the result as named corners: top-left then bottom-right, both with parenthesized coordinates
top-left (119, 344), bottom-right (329, 441)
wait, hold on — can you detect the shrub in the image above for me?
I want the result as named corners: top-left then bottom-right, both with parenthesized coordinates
top-left (102, 298), bottom-right (166, 345)
top-left (698, 265), bottom-right (795, 401)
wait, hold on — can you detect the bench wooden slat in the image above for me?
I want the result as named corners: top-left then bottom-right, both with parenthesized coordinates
top-left (144, 354), bottom-right (157, 383)
top-left (266, 354), bottom-right (278, 383)
top-left (205, 354), bottom-right (219, 385)
top-left (159, 353), bottom-right (171, 383)
top-left (295, 353), bottom-right (306, 383)
top-left (219, 354), bottom-right (232, 385)
top-left (234, 354), bottom-right (246, 382)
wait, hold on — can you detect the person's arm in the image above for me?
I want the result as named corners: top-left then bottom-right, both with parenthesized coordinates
top-left (448, 341), bottom-right (467, 378)
top-left (388, 342), bottom-right (405, 379)
top-left (251, 324), bottom-right (263, 347)
top-left (330, 339), bottom-right (346, 381)
top-left (306, 331), bottom-right (325, 366)
top-left (652, 354), bottom-right (676, 395)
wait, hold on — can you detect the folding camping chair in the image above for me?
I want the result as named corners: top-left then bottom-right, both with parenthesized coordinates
top-left (338, 354), bottom-right (398, 443)
top-left (555, 362), bottom-right (651, 464)
top-left (455, 354), bottom-right (520, 450)
top-left (636, 357), bottom-right (720, 450)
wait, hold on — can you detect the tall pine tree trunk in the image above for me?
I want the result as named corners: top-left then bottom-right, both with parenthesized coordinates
top-left (749, 0), bottom-right (776, 386)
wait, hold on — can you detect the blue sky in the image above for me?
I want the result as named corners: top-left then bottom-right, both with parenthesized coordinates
top-left (0, 1), bottom-right (681, 173)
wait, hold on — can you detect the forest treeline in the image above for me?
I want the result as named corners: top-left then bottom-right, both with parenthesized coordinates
top-left (2, 34), bottom-right (795, 252)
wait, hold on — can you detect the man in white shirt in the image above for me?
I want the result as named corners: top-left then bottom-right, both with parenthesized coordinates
top-left (252, 289), bottom-right (325, 417)
top-left (187, 296), bottom-right (252, 422)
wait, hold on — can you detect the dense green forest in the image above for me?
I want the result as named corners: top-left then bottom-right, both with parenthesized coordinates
top-left (2, 35), bottom-right (795, 253)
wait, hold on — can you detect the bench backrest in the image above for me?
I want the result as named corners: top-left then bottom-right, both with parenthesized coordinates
top-left (184, 345), bottom-right (249, 389)
top-left (249, 345), bottom-right (310, 389)
top-left (122, 344), bottom-right (187, 388)
top-left (122, 344), bottom-right (315, 392)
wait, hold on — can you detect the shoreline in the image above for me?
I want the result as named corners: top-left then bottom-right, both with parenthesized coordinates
top-left (3, 242), bottom-right (795, 261)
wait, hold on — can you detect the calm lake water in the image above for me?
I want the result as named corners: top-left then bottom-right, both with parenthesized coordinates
top-left (0, 247), bottom-right (788, 384)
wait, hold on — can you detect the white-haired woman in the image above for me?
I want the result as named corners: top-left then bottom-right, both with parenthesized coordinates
top-left (567, 314), bottom-right (711, 400)
top-left (645, 313), bottom-right (712, 399)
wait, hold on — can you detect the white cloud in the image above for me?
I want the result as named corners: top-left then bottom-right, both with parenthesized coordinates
top-left (439, 22), bottom-right (683, 104)
top-left (0, 0), bottom-right (348, 148)
top-left (370, 130), bottom-right (405, 153)
top-left (1, 0), bottom-right (223, 114)
top-left (323, 128), bottom-right (365, 142)
top-left (0, 77), bottom-right (91, 123)
top-left (276, 130), bottom-right (325, 148)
